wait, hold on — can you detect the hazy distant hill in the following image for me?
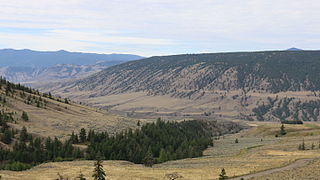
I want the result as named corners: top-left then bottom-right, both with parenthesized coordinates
top-left (0, 49), bottom-right (143, 84)
top-left (0, 64), bottom-right (109, 83)
top-left (0, 49), bottom-right (143, 67)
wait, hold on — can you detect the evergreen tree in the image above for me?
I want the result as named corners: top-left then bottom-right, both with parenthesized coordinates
top-left (79, 128), bottom-right (86, 143)
top-left (64, 98), bottom-right (69, 104)
top-left (298, 139), bottom-right (306, 150)
top-left (143, 147), bottom-right (154, 167)
top-left (279, 124), bottom-right (286, 136)
top-left (158, 148), bottom-right (168, 163)
top-left (77, 171), bottom-right (86, 180)
top-left (219, 168), bottom-right (228, 180)
top-left (235, 138), bottom-right (239, 143)
top-left (19, 126), bottom-right (28, 142)
top-left (1, 129), bottom-right (12, 144)
top-left (92, 158), bottom-right (106, 180)
top-left (21, 111), bottom-right (29, 121)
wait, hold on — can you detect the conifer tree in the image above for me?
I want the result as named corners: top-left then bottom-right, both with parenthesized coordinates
top-left (143, 147), bottom-right (154, 167)
top-left (218, 168), bottom-right (228, 180)
top-left (19, 126), bottom-right (28, 142)
top-left (279, 124), bottom-right (286, 136)
top-left (79, 128), bottom-right (86, 143)
top-left (21, 111), bottom-right (29, 121)
top-left (1, 129), bottom-right (12, 144)
top-left (92, 158), bottom-right (106, 180)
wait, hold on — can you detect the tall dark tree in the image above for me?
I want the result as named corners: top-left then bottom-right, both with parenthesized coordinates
top-left (92, 158), bottom-right (106, 180)
top-left (21, 111), bottom-right (29, 121)
top-left (79, 128), bottom-right (86, 143)
top-left (19, 126), bottom-right (28, 142)
top-left (1, 129), bottom-right (12, 144)
top-left (143, 147), bottom-right (154, 167)
top-left (218, 168), bottom-right (228, 180)
top-left (279, 124), bottom-right (286, 136)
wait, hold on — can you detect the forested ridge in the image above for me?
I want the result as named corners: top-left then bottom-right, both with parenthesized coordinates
top-left (251, 96), bottom-right (320, 122)
top-left (68, 51), bottom-right (320, 98)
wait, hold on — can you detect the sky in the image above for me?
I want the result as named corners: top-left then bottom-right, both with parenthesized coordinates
top-left (0, 0), bottom-right (319, 56)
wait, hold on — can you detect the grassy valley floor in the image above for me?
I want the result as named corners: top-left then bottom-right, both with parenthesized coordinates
top-left (1, 122), bottom-right (320, 179)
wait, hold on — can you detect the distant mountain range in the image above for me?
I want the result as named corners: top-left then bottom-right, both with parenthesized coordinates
top-left (0, 49), bottom-right (143, 84)
top-left (286, 47), bottom-right (303, 51)
top-left (0, 49), bottom-right (143, 67)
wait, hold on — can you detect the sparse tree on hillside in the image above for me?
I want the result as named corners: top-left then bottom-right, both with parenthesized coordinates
top-left (298, 139), bottom-right (306, 150)
top-left (279, 124), bottom-right (286, 136)
top-left (219, 168), bottom-right (228, 180)
top-left (235, 138), bottom-right (239, 143)
top-left (92, 158), bottom-right (106, 180)
top-left (64, 98), bottom-right (69, 104)
top-left (77, 171), bottom-right (86, 180)
top-left (21, 111), bottom-right (29, 121)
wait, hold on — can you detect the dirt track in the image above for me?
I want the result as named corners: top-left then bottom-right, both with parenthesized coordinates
top-left (229, 158), bottom-right (314, 180)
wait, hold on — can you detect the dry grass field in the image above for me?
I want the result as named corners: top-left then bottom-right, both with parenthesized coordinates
top-left (1, 122), bottom-right (320, 179)
top-left (50, 90), bottom-right (320, 121)
top-left (1, 89), bottom-right (144, 138)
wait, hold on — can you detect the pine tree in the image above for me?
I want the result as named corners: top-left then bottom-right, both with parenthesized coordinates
top-left (64, 98), bottom-right (69, 104)
top-left (79, 128), bottom-right (86, 143)
top-left (279, 124), bottom-right (286, 136)
top-left (21, 111), bottom-right (29, 121)
top-left (158, 148), bottom-right (168, 163)
top-left (219, 168), bottom-right (228, 180)
top-left (235, 138), bottom-right (239, 143)
top-left (19, 126), bottom-right (28, 142)
top-left (77, 171), bottom-right (86, 180)
top-left (92, 158), bottom-right (106, 180)
top-left (143, 147), bottom-right (154, 167)
top-left (1, 129), bottom-right (12, 144)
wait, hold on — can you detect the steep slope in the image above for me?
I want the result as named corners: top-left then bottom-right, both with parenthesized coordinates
top-left (0, 78), bottom-right (139, 138)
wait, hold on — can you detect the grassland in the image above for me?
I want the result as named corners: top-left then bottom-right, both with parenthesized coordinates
top-left (1, 88), bottom-right (143, 138)
top-left (1, 122), bottom-right (320, 179)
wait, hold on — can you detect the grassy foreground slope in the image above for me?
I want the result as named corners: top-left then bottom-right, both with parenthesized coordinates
top-left (0, 78), bottom-right (139, 138)
top-left (2, 122), bottom-right (320, 179)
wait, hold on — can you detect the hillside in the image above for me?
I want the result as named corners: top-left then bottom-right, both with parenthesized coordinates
top-left (0, 77), bottom-right (139, 139)
top-left (61, 50), bottom-right (320, 95)
top-left (41, 50), bottom-right (320, 122)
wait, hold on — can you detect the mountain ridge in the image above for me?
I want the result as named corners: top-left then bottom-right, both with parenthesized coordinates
top-left (0, 49), bottom-right (143, 67)
top-left (59, 50), bottom-right (320, 97)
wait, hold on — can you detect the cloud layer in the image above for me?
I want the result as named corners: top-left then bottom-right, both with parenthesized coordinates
top-left (0, 0), bottom-right (319, 56)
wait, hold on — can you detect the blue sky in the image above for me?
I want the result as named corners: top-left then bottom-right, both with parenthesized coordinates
top-left (0, 0), bottom-right (319, 56)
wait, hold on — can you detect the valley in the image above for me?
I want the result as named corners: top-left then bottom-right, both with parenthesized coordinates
top-left (1, 122), bottom-right (320, 179)
top-left (1, 50), bottom-right (320, 179)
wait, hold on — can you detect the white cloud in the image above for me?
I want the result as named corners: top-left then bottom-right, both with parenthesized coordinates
top-left (0, 0), bottom-right (320, 55)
